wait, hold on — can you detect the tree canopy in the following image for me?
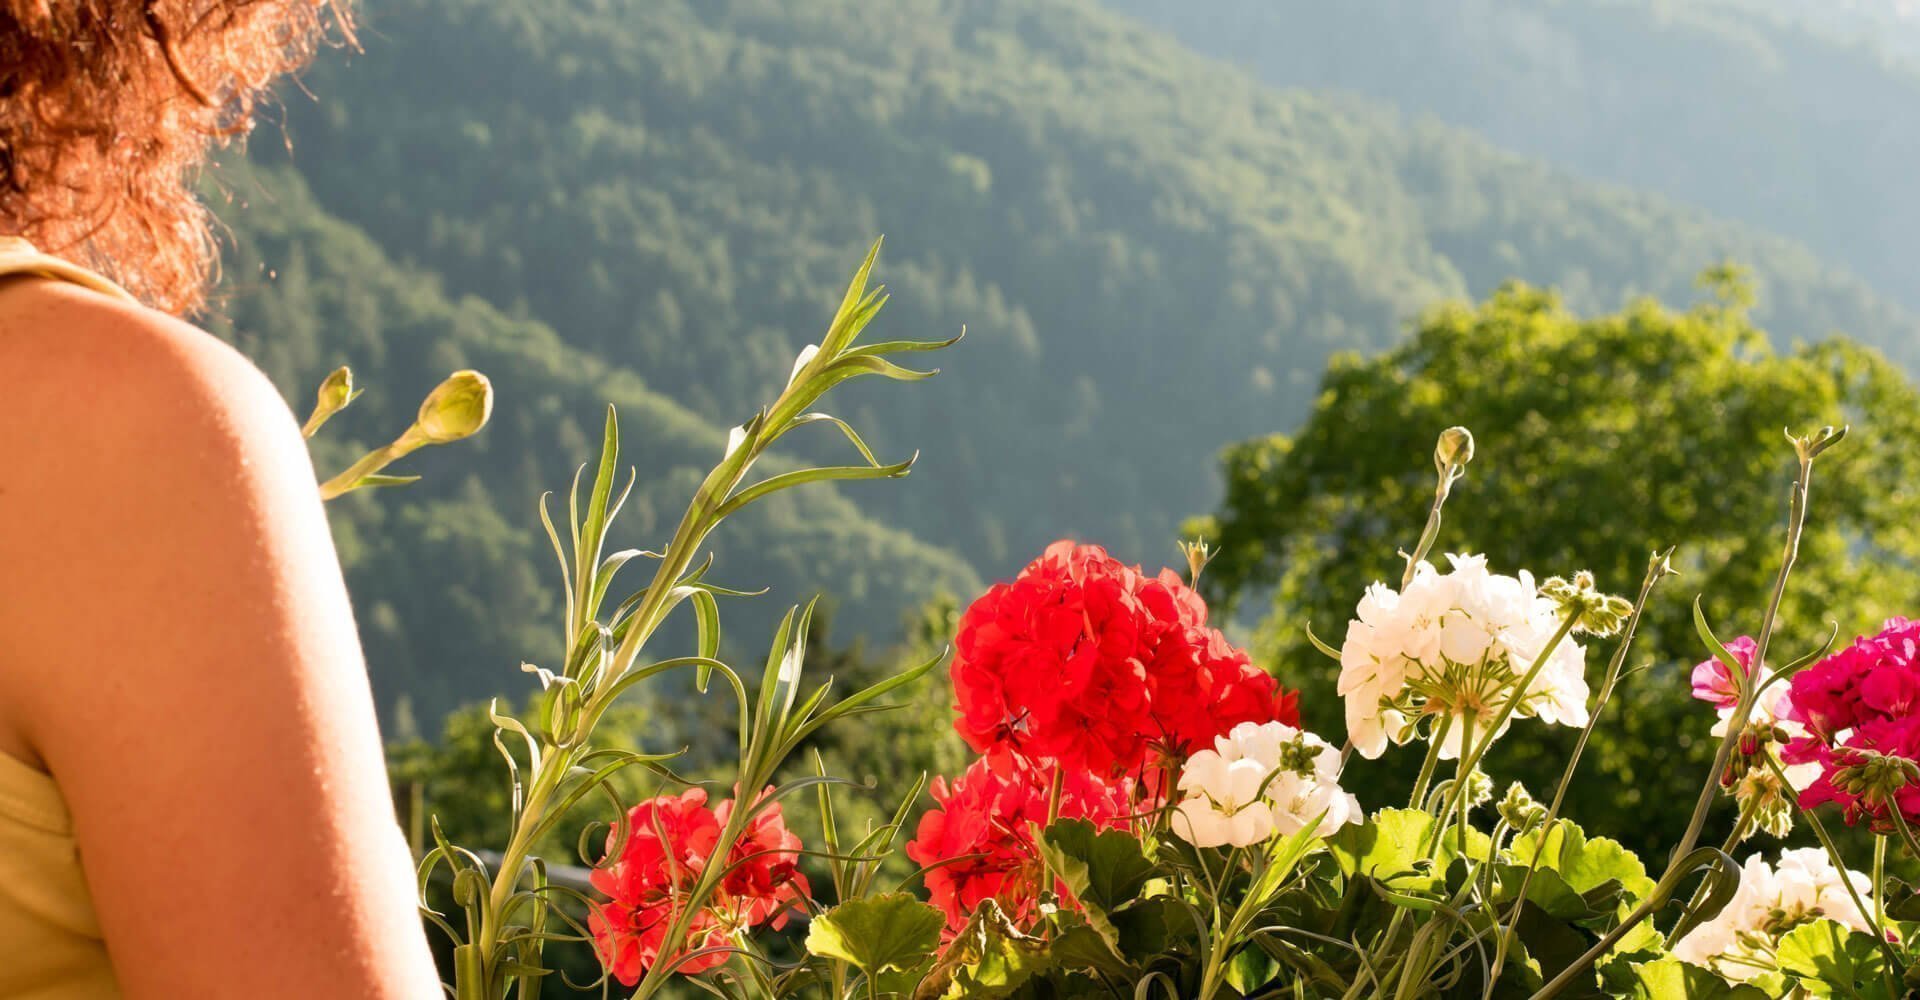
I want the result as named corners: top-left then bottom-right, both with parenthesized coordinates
top-left (1193, 276), bottom-right (1920, 854)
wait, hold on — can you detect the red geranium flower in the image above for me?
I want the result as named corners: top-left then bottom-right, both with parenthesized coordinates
top-left (712, 793), bottom-right (812, 929)
top-left (951, 541), bottom-right (1296, 776)
top-left (1788, 715), bottom-right (1920, 833)
top-left (904, 756), bottom-right (1136, 932)
top-left (1785, 618), bottom-right (1920, 833)
top-left (588, 787), bottom-right (811, 986)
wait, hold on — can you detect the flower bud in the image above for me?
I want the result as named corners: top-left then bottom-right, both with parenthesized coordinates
top-left (1438, 768), bottom-right (1493, 811)
top-left (1178, 538), bottom-right (1216, 587)
top-left (1541, 573), bottom-right (1631, 637)
top-left (1498, 782), bottom-right (1547, 835)
top-left (1434, 426), bottom-right (1474, 472)
top-left (301, 365), bottom-right (358, 438)
top-left (1833, 749), bottom-right (1920, 807)
top-left (413, 370), bottom-right (494, 445)
top-left (318, 366), bottom-right (353, 411)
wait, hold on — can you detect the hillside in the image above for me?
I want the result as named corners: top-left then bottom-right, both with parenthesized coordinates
top-left (257, 0), bottom-right (1920, 590)
top-left (206, 164), bottom-right (981, 723)
top-left (1106, 0), bottom-right (1920, 318)
top-left (207, 0), bottom-right (1920, 721)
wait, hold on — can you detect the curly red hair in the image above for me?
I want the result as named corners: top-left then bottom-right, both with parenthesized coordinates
top-left (1, 0), bottom-right (350, 316)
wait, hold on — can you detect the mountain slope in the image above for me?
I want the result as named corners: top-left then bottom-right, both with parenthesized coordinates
top-left (207, 164), bottom-right (981, 723)
top-left (257, 0), bottom-right (1920, 596)
top-left (1107, 0), bottom-right (1920, 317)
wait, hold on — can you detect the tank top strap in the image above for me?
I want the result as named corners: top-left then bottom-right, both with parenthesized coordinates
top-left (0, 237), bottom-right (138, 303)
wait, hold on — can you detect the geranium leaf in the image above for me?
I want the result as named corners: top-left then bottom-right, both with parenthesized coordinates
top-left (1774, 918), bottom-right (1894, 999)
top-left (1045, 916), bottom-right (1133, 978)
top-left (1494, 863), bottom-right (1620, 923)
top-left (913, 902), bottom-right (1055, 1000)
top-left (1608, 955), bottom-right (1774, 999)
top-left (805, 893), bottom-right (945, 976)
top-left (1508, 818), bottom-right (1657, 909)
top-left (1330, 808), bottom-right (1463, 893)
top-left (1040, 819), bottom-right (1154, 913)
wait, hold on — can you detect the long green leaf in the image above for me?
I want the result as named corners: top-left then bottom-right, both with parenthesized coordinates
top-left (716, 455), bottom-right (916, 519)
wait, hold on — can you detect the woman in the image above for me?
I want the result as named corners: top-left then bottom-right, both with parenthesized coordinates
top-left (0, 1), bottom-right (441, 996)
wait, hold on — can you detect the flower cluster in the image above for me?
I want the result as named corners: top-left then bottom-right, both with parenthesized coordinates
top-left (904, 756), bottom-right (1136, 931)
top-left (1338, 554), bottom-right (1589, 760)
top-left (951, 541), bottom-right (1297, 777)
top-left (1688, 636), bottom-right (1819, 838)
top-left (589, 788), bottom-right (811, 985)
top-left (1785, 618), bottom-right (1920, 833)
top-left (1172, 721), bottom-right (1360, 848)
top-left (1672, 848), bottom-right (1876, 983)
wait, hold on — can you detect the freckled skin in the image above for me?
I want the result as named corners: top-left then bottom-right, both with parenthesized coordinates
top-left (0, 279), bottom-right (441, 997)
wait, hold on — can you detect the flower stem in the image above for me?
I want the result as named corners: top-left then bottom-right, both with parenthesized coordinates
top-left (1874, 834), bottom-right (1888, 935)
top-left (1778, 757), bottom-right (1903, 993)
top-left (1531, 431), bottom-right (1839, 1000)
top-left (1407, 715), bottom-right (1454, 810)
top-left (1485, 551), bottom-right (1670, 997)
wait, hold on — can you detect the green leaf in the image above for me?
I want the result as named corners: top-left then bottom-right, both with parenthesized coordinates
top-left (805, 893), bottom-right (945, 976)
top-left (1226, 946), bottom-right (1281, 994)
top-left (1040, 819), bottom-right (1154, 913)
top-left (914, 902), bottom-right (1056, 1000)
top-left (1694, 597), bottom-right (1751, 698)
top-left (716, 453), bottom-right (917, 518)
top-left (1328, 808), bottom-right (1487, 892)
top-left (1045, 917), bottom-right (1133, 979)
top-left (1508, 819), bottom-right (1657, 908)
top-left (1883, 879), bottom-right (1920, 922)
top-left (1329, 808), bottom-right (1434, 883)
top-left (351, 473), bottom-right (421, 490)
top-left (1609, 956), bottom-right (1774, 999)
top-left (1495, 864), bottom-right (1621, 923)
top-left (1775, 918), bottom-right (1894, 999)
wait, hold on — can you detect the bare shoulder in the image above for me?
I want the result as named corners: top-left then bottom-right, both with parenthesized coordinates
top-left (0, 278), bottom-right (299, 468)
top-left (0, 278), bottom-right (328, 735)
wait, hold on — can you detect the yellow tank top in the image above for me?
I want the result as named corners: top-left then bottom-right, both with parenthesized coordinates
top-left (0, 236), bottom-right (127, 998)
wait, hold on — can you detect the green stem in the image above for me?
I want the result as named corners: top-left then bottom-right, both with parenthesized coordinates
top-left (1407, 715), bottom-right (1454, 811)
top-left (1889, 806), bottom-right (1920, 863)
top-left (1874, 834), bottom-right (1887, 938)
top-left (1485, 552), bottom-right (1669, 996)
top-left (1444, 614), bottom-right (1581, 832)
top-left (1531, 438), bottom-right (1833, 1000)
top-left (1402, 463), bottom-right (1461, 591)
top-left (318, 436), bottom-right (420, 500)
top-left (1783, 759), bottom-right (1903, 992)
top-left (1663, 797), bottom-right (1758, 948)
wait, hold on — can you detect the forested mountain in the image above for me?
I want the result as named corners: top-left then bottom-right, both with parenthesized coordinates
top-left (1107, 0), bottom-right (1920, 317)
top-left (215, 0), bottom-right (1920, 723)
top-left (206, 164), bottom-right (980, 722)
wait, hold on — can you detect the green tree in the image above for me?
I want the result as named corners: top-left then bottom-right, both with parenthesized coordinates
top-left (1192, 276), bottom-right (1920, 857)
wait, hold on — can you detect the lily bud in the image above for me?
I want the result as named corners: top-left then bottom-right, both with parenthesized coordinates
top-left (301, 365), bottom-right (358, 438)
top-left (1434, 426), bottom-right (1474, 473)
top-left (413, 370), bottom-right (494, 445)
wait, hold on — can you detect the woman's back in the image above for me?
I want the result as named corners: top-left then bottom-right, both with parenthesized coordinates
top-left (0, 241), bottom-right (440, 997)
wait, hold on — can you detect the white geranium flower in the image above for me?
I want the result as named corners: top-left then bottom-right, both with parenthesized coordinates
top-left (1337, 553), bottom-right (1590, 761)
top-left (1172, 722), bottom-right (1361, 848)
top-left (1172, 753), bottom-right (1275, 848)
top-left (1673, 848), bottom-right (1876, 983)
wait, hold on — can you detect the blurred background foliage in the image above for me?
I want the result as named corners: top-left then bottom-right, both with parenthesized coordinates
top-left (193, 0), bottom-right (1920, 876)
